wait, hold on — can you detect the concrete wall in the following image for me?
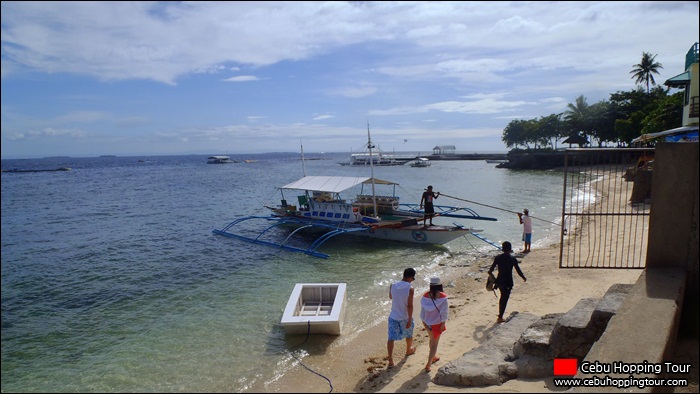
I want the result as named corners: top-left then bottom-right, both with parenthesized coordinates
top-left (646, 142), bottom-right (699, 335)
top-left (574, 143), bottom-right (698, 392)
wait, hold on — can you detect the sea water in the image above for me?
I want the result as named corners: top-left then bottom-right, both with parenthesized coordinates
top-left (1, 153), bottom-right (570, 392)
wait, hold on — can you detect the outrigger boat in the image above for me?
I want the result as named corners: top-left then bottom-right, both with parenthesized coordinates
top-left (213, 128), bottom-right (497, 258)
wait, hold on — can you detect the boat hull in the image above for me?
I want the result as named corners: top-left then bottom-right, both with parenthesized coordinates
top-left (280, 283), bottom-right (347, 335)
top-left (271, 213), bottom-right (479, 245)
top-left (348, 224), bottom-right (473, 244)
top-left (409, 158), bottom-right (431, 167)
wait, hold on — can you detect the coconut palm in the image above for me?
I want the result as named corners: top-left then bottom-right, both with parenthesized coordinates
top-left (630, 52), bottom-right (663, 93)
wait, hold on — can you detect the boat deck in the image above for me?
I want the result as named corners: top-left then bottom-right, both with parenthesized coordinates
top-left (299, 302), bottom-right (334, 316)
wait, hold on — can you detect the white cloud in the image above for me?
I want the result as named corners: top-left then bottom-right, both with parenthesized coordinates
top-left (7, 127), bottom-right (88, 141)
top-left (2, 1), bottom-right (696, 87)
top-left (224, 75), bottom-right (260, 82)
top-left (1, 1), bottom-right (698, 158)
top-left (369, 93), bottom-right (533, 116)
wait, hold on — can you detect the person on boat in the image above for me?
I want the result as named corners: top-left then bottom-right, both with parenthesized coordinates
top-left (420, 185), bottom-right (440, 226)
top-left (387, 268), bottom-right (416, 367)
top-left (517, 208), bottom-right (532, 253)
top-left (488, 241), bottom-right (527, 324)
top-left (420, 277), bottom-right (448, 372)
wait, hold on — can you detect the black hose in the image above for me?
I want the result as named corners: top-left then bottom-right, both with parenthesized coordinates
top-left (288, 321), bottom-right (334, 392)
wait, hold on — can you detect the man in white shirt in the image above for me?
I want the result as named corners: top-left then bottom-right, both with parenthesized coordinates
top-left (518, 209), bottom-right (533, 253)
top-left (387, 268), bottom-right (416, 367)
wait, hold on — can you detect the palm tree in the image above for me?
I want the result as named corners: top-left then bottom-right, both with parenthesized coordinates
top-left (630, 52), bottom-right (663, 93)
top-left (564, 95), bottom-right (590, 145)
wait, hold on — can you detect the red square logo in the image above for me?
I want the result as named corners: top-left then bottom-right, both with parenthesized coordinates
top-left (554, 358), bottom-right (578, 376)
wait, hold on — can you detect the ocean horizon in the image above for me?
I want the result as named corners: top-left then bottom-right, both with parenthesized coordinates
top-left (1, 149), bottom-right (510, 161)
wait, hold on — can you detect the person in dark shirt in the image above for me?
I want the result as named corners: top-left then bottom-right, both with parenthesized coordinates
top-left (420, 185), bottom-right (440, 226)
top-left (488, 241), bottom-right (527, 323)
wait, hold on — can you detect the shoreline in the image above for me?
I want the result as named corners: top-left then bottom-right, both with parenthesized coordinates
top-left (264, 240), bottom-right (644, 393)
top-left (250, 163), bottom-right (699, 393)
top-left (264, 166), bottom-right (653, 393)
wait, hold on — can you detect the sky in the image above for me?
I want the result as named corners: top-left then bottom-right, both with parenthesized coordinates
top-left (1, 1), bottom-right (698, 159)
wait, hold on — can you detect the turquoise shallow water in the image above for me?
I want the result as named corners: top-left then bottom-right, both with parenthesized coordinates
top-left (1, 153), bottom-right (569, 392)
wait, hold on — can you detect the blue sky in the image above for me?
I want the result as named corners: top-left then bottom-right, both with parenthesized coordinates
top-left (1, 1), bottom-right (698, 159)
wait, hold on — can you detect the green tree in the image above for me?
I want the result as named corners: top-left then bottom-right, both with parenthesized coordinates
top-left (588, 101), bottom-right (617, 147)
top-left (502, 119), bottom-right (529, 149)
top-left (611, 86), bottom-right (671, 143)
top-left (523, 118), bottom-right (545, 149)
top-left (615, 118), bottom-right (638, 145)
top-left (630, 52), bottom-right (663, 93)
top-left (640, 91), bottom-right (683, 134)
top-left (564, 95), bottom-right (590, 140)
top-left (609, 88), bottom-right (652, 120)
top-left (536, 114), bottom-right (564, 149)
top-left (501, 50), bottom-right (682, 150)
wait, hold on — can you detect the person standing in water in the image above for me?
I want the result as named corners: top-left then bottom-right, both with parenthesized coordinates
top-left (517, 208), bottom-right (533, 253)
top-left (387, 268), bottom-right (416, 367)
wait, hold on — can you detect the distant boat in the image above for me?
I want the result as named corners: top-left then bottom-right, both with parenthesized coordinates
top-left (409, 157), bottom-right (431, 167)
top-left (339, 152), bottom-right (404, 166)
top-left (485, 159), bottom-right (509, 164)
top-left (207, 156), bottom-right (238, 164)
top-left (280, 283), bottom-right (347, 335)
top-left (338, 146), bottom-right (414, 166)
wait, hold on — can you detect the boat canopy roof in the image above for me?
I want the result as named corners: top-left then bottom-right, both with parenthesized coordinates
top-left (632, 125), bottom-right (699, 143)
top-left (281, 176), bottom-right (397, 193)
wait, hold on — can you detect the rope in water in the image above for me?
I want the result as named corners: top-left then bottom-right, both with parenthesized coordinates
top-left (439, 193), bottom-right (561, 226)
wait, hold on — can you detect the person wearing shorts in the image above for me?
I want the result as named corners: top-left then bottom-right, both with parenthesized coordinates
top-left (518, 208), bottom-right (533, 253)
top-left (420, 185), bottom-right (440, 226)
top-left (387, 268), bottom-right (416, 367)
top-left (420, 277), bottom-right (448, 372)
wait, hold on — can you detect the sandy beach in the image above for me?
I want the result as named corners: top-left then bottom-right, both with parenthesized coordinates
top-left (263, 239), bottom-right (643, 393)
top-left (327, 243), bottom-right (641, 393)
top-left (263, 166), bottom-right (696, 393)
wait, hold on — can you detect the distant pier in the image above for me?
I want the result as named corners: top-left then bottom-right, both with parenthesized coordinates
top-left (427, 153), bottom-right (508, 161)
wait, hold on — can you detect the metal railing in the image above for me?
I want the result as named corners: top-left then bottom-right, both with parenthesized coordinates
top-left (689, 96), bottom-right (699, 118)
top-left (685, 42), bottom-right (698, 70)
top-left (559, 148), bottom-right (654, 269)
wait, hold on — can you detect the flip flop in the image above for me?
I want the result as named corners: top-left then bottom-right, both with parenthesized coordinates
top-left (431, 357), bottom-right (440, 364)
top-left (405, 347), bottom-right (416, 356)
